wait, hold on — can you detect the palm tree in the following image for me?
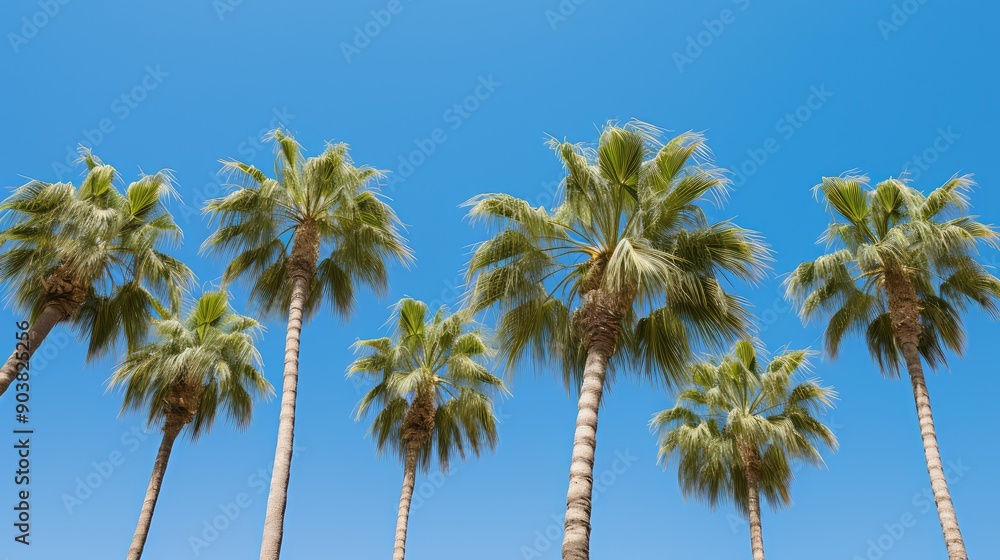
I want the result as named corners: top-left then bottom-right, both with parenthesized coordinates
top-left (651, 340), bottom-right (837, 560)
top-left (110, 290), bottom-right (271, 560)
top-left (785, 174), bottom-right (1000, 560)
top-left (203, 129), bottom-right (411, 560)
top-left (465, 120), bottom-right (768, 559)
top-left (0, 150), bottom-right (191, 397)
top-left (348, 298), bottom-right (506, 560)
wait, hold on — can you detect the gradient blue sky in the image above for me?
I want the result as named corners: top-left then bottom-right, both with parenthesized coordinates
top-left (2, 1), bottom-right (999, 559)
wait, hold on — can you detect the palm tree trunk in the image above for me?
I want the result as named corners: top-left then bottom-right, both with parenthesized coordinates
top-left (0, 304), bottom-right (66, 397)
top-left (258, 273), bottom-right (310, 560)
top-left (127, 420), bottom-right (182, 560)
top-left (899, 342), bottom-right (967, 560)
top-left (393, 444), bottom-right (420, 560)
top-left (561, 345), bottom-right (608, 560)
top-left (740, 446), bottom-right (766, 560)
top-left (885, 268), bottom-right (967, 560)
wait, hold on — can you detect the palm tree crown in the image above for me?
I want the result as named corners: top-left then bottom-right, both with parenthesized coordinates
top-left (110, 290), bottom-right (271, 439)
top-left (652, 341), bottom-right (837, 513)
top-left (202, 129), bottom-right (411, 318)
top-left (785, 174), bottom-right (1000, 374)
top-left (466, 120), bottom-right (767, 387)
top-left (0, 149), bottom-right (191, 358)
top-left (349, 298), bottom-right (506, 472)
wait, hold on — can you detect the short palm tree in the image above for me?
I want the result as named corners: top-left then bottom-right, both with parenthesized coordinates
top-left (465, 121), bottom-right (768, 559)
top-left (651, 340), bottom-right (837, 560)
top-left (110, 290), bottom-right (271, 560)
top-left (785, 174), bottom-right (1000, 560)
top-left (0, 150), bottom-right (191, 397)
top-left (203, 129), bottom-right (411, 560)
top-left (349, 298), bottom-right (506, 560)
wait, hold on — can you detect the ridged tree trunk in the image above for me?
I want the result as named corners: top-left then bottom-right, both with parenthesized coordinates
top-left (562, 290), bottom-right (622, 560)
top-left (885, 267), bottom-right (968, 560)
top-left (739, 443), bottom-right (766, 560)
top-left (0, 275), bottom-right (86, 397)
top-left (394, 387), bottom-right (435, 560)
top-left (260, 225), bottom-right (320, 560)
top-left (393, 443), bottom-right (420, 560)
top-left (127, 418), bottom-right (182, 560)
top-left (0, 305), bottom-right (63, 396)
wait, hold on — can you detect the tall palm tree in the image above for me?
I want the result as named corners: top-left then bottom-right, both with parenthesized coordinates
top-left (651, 340), bottom-right (837, 560)
top-left (110, 290), bottom-right (271, 560)
top-left (465, 121), bottom-right (768, 559)
top-left (785, 174), bottom-right (1000, 560)
top-left (0, 150), bottom-right (191, 397)
top-left (348, 298), bottom-right (506, 560)
top-left (203, 129), bottom-right (411, 560)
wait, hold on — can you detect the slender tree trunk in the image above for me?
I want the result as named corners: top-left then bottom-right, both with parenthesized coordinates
top-left (739, 445), bottom-right (766, 560)
top-left (127, 420), bottom-right (182, 560)
top-left (393, 444), bottom-right (420, 560)
top-left (259, 224), bottom-right (320, 560)
top-left (885, 268), bottom-right (968, 560)
top-left (899, 343), bottom-right (967, 559)
top-left (392, 386), bottom-right (435, 559)
top-left (258, 273), bottom-right (310, 560)
top-left (0, 304), bottom-right (66, 397)
top-left (561, 346), bottom-right (609, 560)
top-left (562, 289), bottom-right (624, 560)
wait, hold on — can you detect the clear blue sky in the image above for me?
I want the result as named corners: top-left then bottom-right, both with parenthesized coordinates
top-left (2, 1), bottom-right (998, 559)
